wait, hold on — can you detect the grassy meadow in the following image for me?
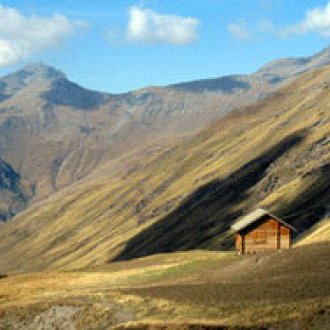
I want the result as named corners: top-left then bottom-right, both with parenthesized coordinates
top-left (0, 243), bottom-right (329, 329)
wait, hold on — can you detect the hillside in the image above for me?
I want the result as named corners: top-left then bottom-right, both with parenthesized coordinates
top-left (296, 215), bottom-right (330, 246)
top-left (0, 61), bottom-right (328, 272)
top-left (0, 243), bottom-right (329, 329)
top-left (1, 47), bottom-right (330, 221)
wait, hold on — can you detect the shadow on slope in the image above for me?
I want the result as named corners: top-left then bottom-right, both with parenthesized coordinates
top-left (170, 75), bottom-right (249, 93)
top-left (113, 132), bottom-right (307, 261)
top-left (0, 82), bottom-right (10, 102)
top-left (42, 78), bottom-right (108, 110)
top-left (271, 163), bottom-right (330, 235)
top-left (0, 159), bottom-right (32, 221)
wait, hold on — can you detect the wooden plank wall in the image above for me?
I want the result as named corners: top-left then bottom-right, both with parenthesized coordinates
top-left (235, 233), bottom-right (243, 254)
top-left (280, 225), bottom-right (291, 248)
top-left (241, 217), bottom-right (291, 254)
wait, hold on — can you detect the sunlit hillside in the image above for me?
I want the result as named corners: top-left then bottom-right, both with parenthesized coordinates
top-left (0, 65), bottom-right (328, 272)
top-left (297, 216), bottom-right (330, 246)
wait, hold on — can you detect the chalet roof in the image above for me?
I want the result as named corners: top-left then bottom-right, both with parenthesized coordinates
top-left (231, 208), bottom-right (296, 232)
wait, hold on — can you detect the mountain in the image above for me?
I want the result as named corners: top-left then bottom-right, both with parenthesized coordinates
top-left (0, 62), bottom-right (106, 106)
top-left (0, 62), bottom-right (112, 211)
top-left (0, 60), bottom-right (328, 271)
top-left (1, 47), bottom-right (330, 222)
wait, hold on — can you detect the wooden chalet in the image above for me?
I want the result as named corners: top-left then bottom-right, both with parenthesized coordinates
top-left (231, 208), bottom-right (296, 254)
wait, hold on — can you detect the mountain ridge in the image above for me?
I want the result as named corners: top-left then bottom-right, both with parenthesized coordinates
top-left (0, 47), bottom-right (330, 224)
top-left (8, 45), bottom-right (330, 95)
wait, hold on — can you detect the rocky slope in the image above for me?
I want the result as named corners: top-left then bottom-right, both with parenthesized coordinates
top-left (0, 61), bottom-right (328, 271)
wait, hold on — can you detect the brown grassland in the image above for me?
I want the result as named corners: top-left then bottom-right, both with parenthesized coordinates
top-left (0, 243), bottom-right (329, 329)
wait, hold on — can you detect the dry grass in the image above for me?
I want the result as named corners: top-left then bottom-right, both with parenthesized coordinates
top-left (296, 217), bottom-right (330, 246)
top-left (0, 244), bottom-right (329, 329)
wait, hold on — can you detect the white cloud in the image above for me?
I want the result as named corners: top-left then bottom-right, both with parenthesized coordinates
top-left (0, 4), bottom-right (86, 66)
top-left (284, 1), bottom-right (330, 37)
top-left (229, 1), bottom-right (330, 40)
top-left (126, 6), bottom-right (199, 45)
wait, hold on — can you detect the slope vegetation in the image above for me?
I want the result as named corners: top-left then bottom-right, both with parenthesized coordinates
top-left (297, 215), bottom-right (330, 246)
top-left (0, 64), bottom-right (329, 272)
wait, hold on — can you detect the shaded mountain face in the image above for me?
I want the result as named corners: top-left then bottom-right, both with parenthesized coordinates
top-left (0, 159), bottom-right (32, 221)
top-left (1, 47), bottom-right (330, 222)
top-left (43, 79), bottom-right (108, 110)
top-left (0, 61), bottom-right (328, 272)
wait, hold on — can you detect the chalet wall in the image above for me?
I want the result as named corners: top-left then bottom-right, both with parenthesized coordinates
top-left (237, 216), bottom-right (291, 254)
top-left (280, 225), bottom-right (290, 249)
top-left (235, 233), bottom-right (243, 254)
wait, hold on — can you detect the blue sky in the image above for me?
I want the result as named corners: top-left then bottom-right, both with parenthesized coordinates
top-left (0, 0), bottom-right (330, 93)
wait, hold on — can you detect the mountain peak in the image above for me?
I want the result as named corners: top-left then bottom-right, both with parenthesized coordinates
top-left (0, 62), bottom-right (66, 96)
top-left (255, 45), bottom-right (330, 80)
top-left (311, 45), bottom-right (330, 61)
top-left (316, 45), bottom-right (330, 54)
top-left (20, 62), bottom-right (66, 81)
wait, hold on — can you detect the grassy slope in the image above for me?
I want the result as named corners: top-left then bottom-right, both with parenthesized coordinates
top-left (296, 216), bottom-right (330, 246)
top-left (0, 66), bottom-right (329, 271)
top-left (0, 243), bottom-right (329, 329)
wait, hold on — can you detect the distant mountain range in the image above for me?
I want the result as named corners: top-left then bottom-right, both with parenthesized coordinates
top-left (1, 46), bottom-right (330, 221)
